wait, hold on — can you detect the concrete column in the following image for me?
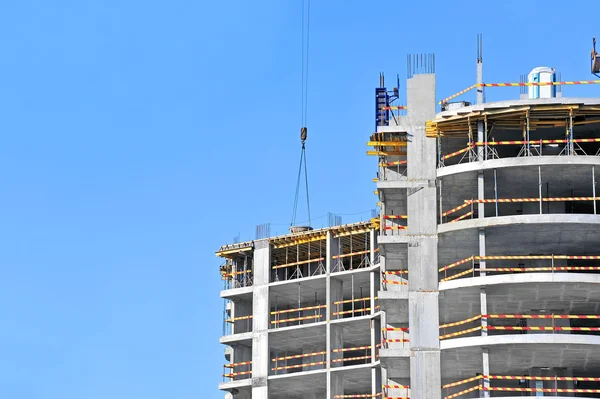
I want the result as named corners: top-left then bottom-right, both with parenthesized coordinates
top-left (482, 348), bottom-right (490, 397)
top-left (370, 228), bottom-right (376, 265)
top-left (405, 73), bottom-right (441, 399)
top-left (251, 240), bottom-right (270, 399)
top-left (326, 232), bottom-right (343, 398)
top-left (329, 371), bottom-right (344, 399)
top-left (478, 230), bottom-right (486, 277)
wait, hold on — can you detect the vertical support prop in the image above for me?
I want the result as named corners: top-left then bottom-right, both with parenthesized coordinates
top-left (538, 166), bottom-right (543, 215)
top-left (493, 169), bottom-right (498, 217)
top-left (594, 166), bottom-right (597, 215)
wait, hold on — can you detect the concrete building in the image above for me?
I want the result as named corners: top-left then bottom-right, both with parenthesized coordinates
top-left (217, 66), bottom-right (600, 398)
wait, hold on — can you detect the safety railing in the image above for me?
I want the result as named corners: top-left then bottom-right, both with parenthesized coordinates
top-left (331, 233), bottom-right (374, 273)
top-left (272, 255), bottom-right (326, 281)
top-left (331, 345), bottom-right (374, 366)
top-left (439, 313), bottom-right (600, 341)
top-left (382, 384), bottom-right (410, 399)
top-left (443, 374), bottom-right (600, 399)
top-left (442, 196), bottom-right (600, 223)
top-left (333, 297), bottom-right (372, 319)
top-left (382, 215), bottom-right (407, 236)
top-left (439, 254), bottom-right (600, 282)
top-left (222, 269), bottom-right (253, 289)
top-left (381, 269), bottom-right (408, 291)
top-left (381, 327), bottom-right (410, 349)
top-left (224, 314), bottom-right (253, 334)
top-left (270, 304), bottom-right (326, 328)
top-left (377, 158), bottom-right (408, 181)
top-left (439, 79), bottom-right (600, 105)
top-left (223, 360), bottom-right (252, 380)
top-left (439, 137), bottom-right (600, 167)
top-left (270, 350), bottom-right (327, 375)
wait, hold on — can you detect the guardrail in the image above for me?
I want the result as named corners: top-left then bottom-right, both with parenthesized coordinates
top-left (439, 254), bottom-right (600, 282)
top-left (439, 313), bottom-right (600, 341)
top-left (443, 374), bottom-right (600, 399)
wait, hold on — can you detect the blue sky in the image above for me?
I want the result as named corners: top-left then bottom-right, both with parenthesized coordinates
top-left (0, 1), bottom-right (598, 398)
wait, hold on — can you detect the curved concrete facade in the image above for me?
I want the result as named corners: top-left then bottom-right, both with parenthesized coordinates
top-left (437, 155), bottom-right (600, 178)
top-left (438, 213), bottom-right (600, 234)
top-left (440, 272), bottom-right (600, 291)
top-left (441, 333), bottom-right (600, 351)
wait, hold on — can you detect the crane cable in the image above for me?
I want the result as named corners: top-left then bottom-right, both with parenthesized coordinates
top-left (291, 0), bottom-right (311, 227)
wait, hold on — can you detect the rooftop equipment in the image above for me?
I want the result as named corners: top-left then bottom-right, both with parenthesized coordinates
top-left (527, 67), bottom-right (556, 99)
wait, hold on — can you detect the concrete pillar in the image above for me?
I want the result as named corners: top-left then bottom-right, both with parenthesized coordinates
top-left (482, 348), bottom-right (490, 397)
top-left (251, 240), bottom-right (270, 399)
top-left (326, 232), bottom-right (344, 397)
top-left (328, 371), bottom-right (344, 399)
top-left (405, 73), bottom-right (441, 399)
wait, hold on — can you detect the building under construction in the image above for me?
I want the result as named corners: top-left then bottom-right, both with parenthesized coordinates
top-left (216, 44), bottom-right (600, 398)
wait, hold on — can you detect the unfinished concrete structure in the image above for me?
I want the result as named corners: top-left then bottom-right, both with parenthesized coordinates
top-left (217, 65), bottom-right (600, 398)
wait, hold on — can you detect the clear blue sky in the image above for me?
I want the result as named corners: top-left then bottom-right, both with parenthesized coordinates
top-left (0, 1), bottom-right (598, 398)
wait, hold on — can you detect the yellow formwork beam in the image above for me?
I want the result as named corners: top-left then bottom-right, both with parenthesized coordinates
top-left (366, 141), bottom-right (408, 147)
top-left (366, 150), bottom-right (407, 156)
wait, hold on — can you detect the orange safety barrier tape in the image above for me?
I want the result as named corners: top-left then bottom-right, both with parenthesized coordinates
top-left (441, 254), bottom-right (600, 273)
top-left (439, 256), bottom-right (474, 272)
top-left (384, 226), bottom-right (408, 230)
top-left (222, 269), bottom-right (253, 277)
top-left (482, 386), bottom-right (600, 394)
top-left (384, 270), bottom-right (408, 275)
top-left (223, 370), bottom-right (252, 378)
top-left (479, 266), bottom-right (600, 272)
top-left (444, 385), bottom-right (480, 399)
top-left (332, 249), bottom-right (370, 260)
top-left (224, 360), bottom-right (252, 368)
top-left (441, 202), bottom-right (471, 217)
top-left (485, 326), bottom-right (600, 331)
top-left (333, 297), bottom-right (371, 305)
top-left (440, 268), bottom-right (474, 282)
top-left (272, 257), bottom-right (325, 269)
top-left (332, 345), bottom-right (372, 353)
top-left (439, 325), bottom-right (482, 340)
top-left (381, 105), bottom-right (407, 110)
top-left (441, 203), bottom-right (471, 217)
top-left (270, 314), bottom-right (322, 324)
top-left (225, 315), bottom-right (253, 323)
top-left (440, 138), bottom-right (600, 161)
top-left (383, 384), bottom-right (409, 389)
top-left (271, 360), bottom-right (326, 371)
top-left (333, 308), bottom-right (371, 316)
top-left (439, 84), bottom-right (478, 104)
top-left (331, 355), bottom-right (371, 363)
top-left (473, 197), bottom-right (598, 203)
top-left (485, 314), bottom-right (600, 319)
top-left (382, 279), bottom-right (408, 285)
top-left (382, 338), bottom-right (410, 343)
top-left (481, 254), bottom-right (600, 260)
top-left (383, 215), bottom-right (408, 219)
top-left (484, 80), bottom-right (600, 87)
top-left (379, 159), bottom-right (408, 167)
top-left (450, 211), bottom-right (472, 223)
top-left (382, 327), bottom-right (409, 331)
top-left (270, 304), bottom-right (326, 315)
top-left (442, 375), bottom-right (482, 389)
top-left (271, 351), bottom-right (327, 362)
top-left (440, 145), bottom-right (474, 160)
top-left (486, 375), bottom-right (600, 382)
top-left (439, 80), bottom-right (600, 104)
top-left (439, 315), bottom-right (482, 329)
